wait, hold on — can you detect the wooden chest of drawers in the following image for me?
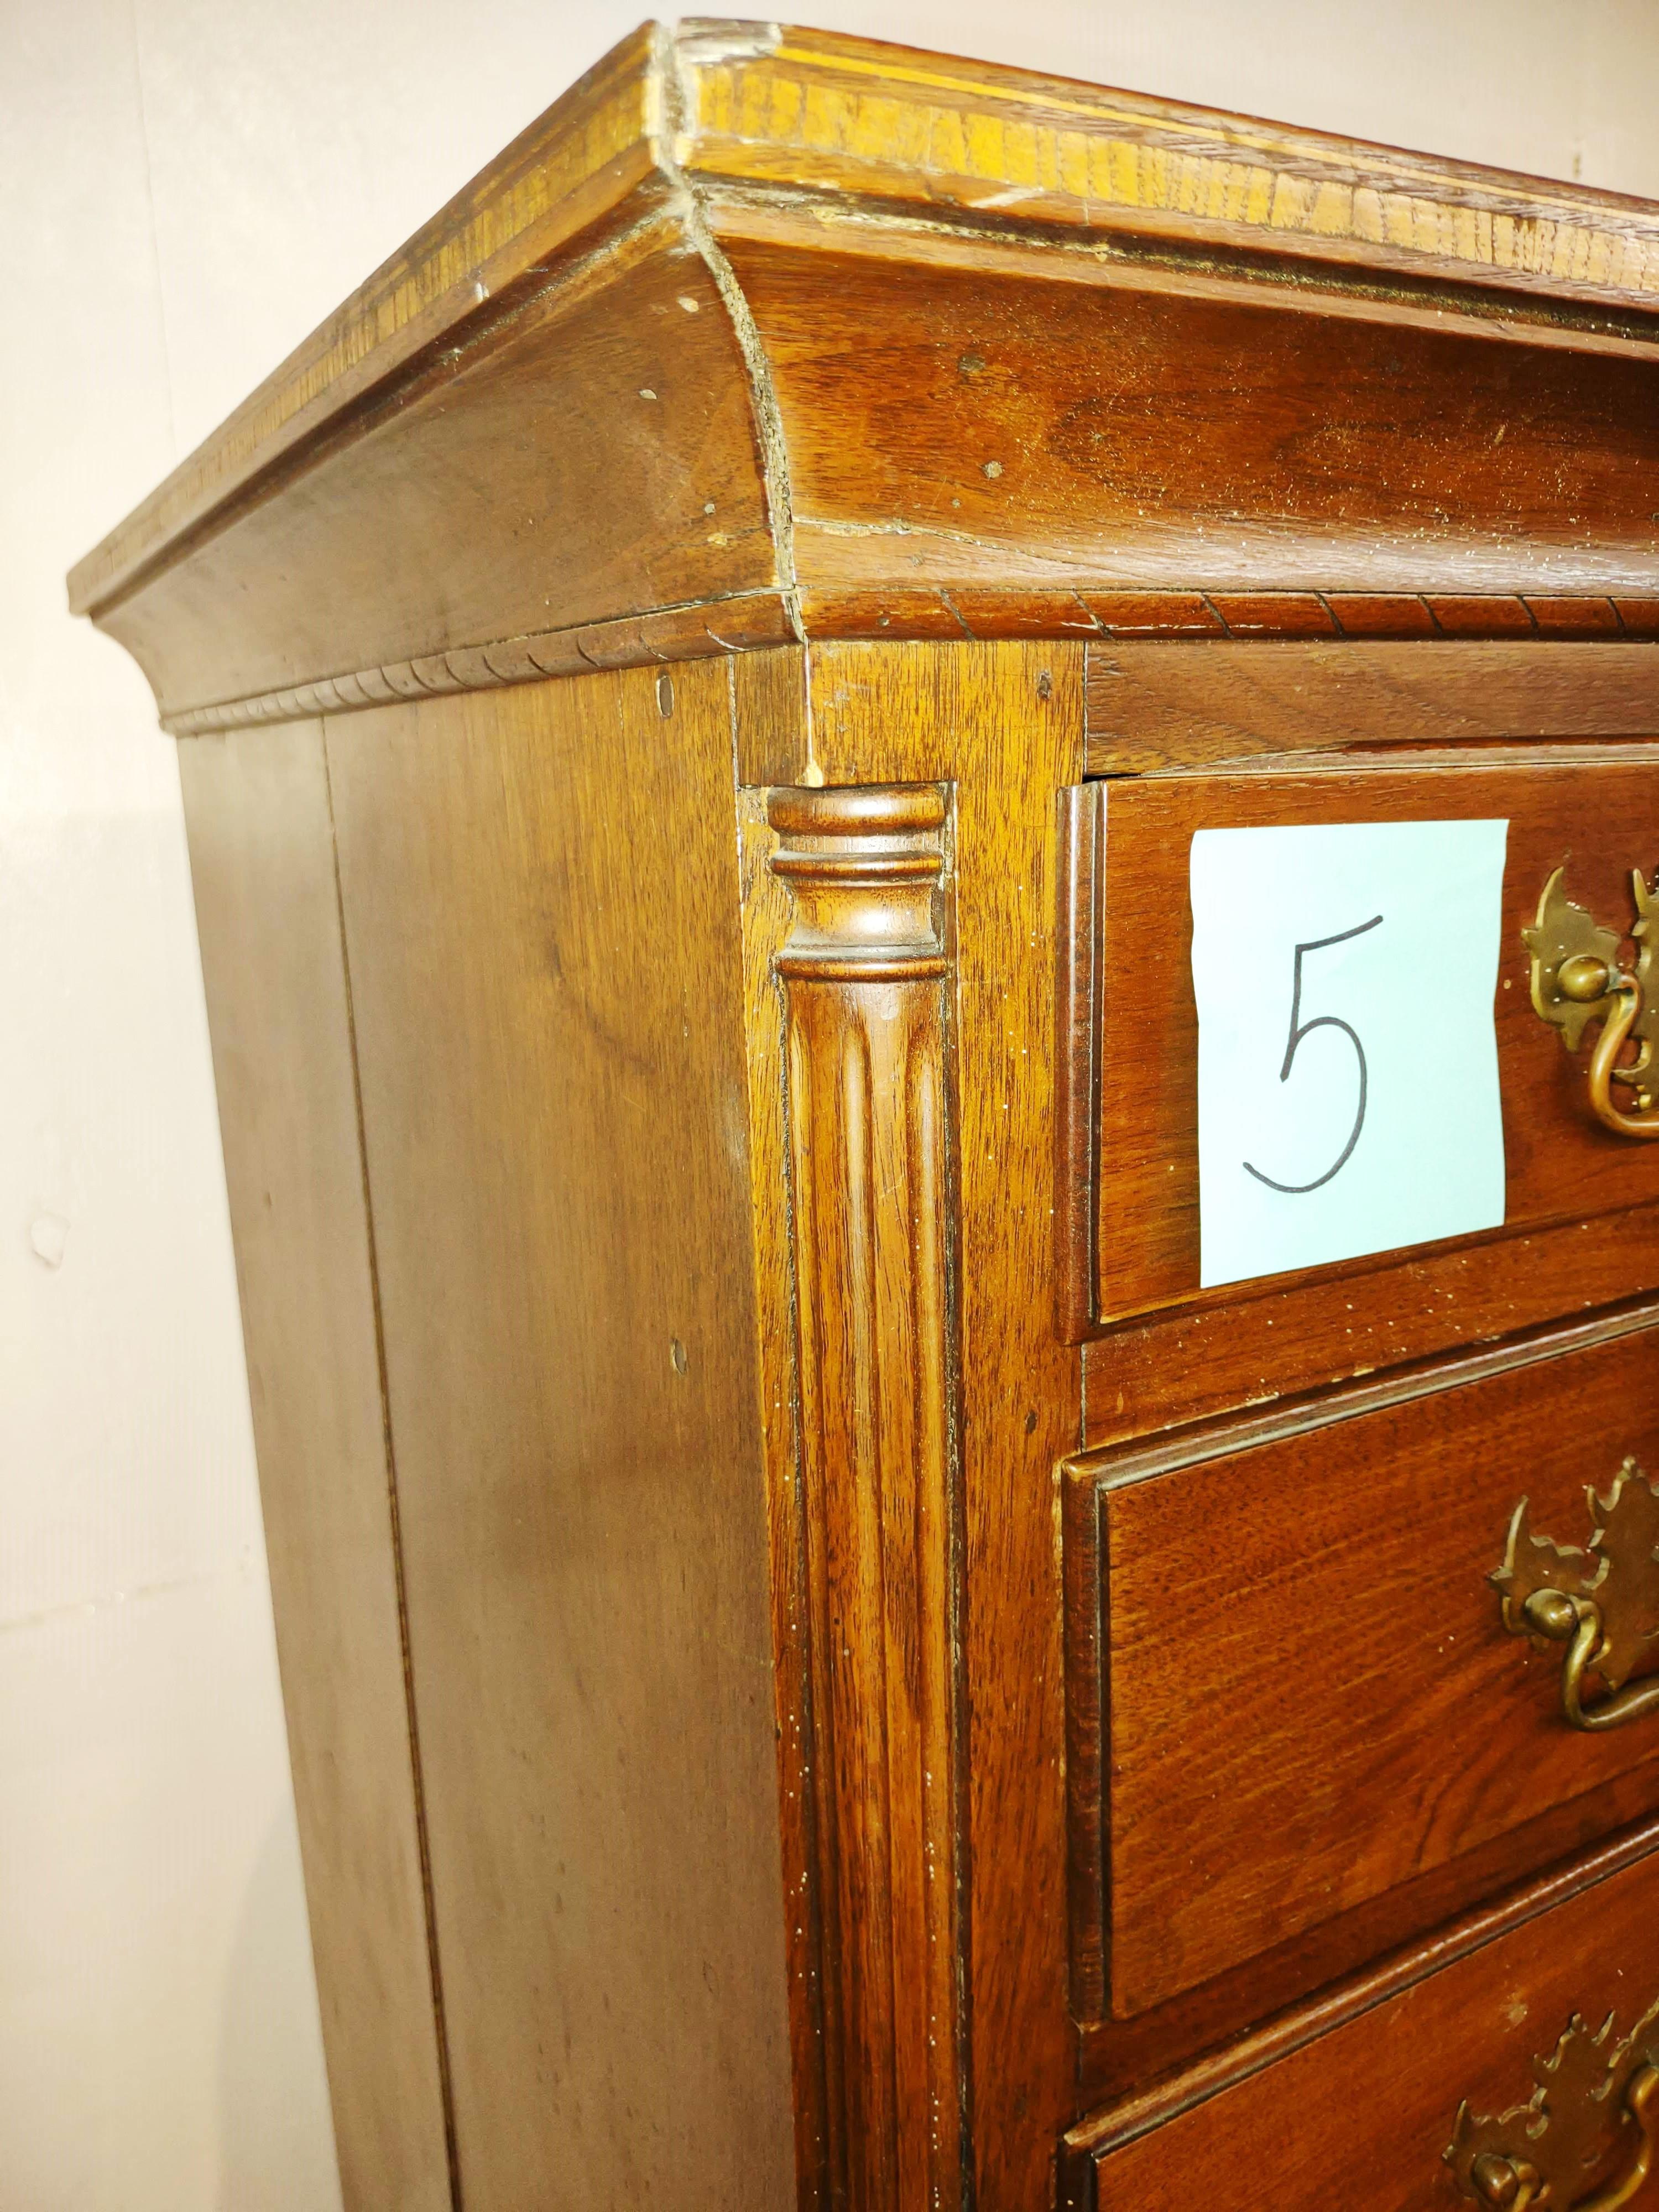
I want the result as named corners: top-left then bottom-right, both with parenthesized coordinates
top-left (70, 23), bottom-right (1659, 2211)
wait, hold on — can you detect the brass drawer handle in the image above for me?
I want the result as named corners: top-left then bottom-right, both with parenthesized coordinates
top-left (1491, 1463), bottom-right (1659, 1733)
top-left (1447, 2007), bottom-right (1659, 2210)
top-left (1526, 866), bottom-right (1659, 1138)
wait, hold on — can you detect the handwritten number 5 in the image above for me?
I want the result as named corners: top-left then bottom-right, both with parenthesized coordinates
top-left (1243, 914), bottom-right (1384, 1195)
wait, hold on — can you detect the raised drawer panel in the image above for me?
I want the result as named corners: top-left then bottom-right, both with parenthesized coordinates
top-left (1066, 1310), bottom-right (1659, 2022)
top-left (1065, 1839), bottom-right (1659, 2212)
top-left (1079, 757), bottom-right (1659, 1331)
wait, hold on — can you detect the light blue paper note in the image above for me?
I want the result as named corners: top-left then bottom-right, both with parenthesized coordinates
top-left (1190, 818), bottom-right (1509, 1290)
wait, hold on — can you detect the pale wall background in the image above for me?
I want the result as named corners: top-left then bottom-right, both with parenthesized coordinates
top-left (6, 2), bottom-right (1659, 2204)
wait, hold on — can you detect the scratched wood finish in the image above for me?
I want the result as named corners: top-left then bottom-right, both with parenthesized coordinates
top-left (161, 592), bottom-right (799, 739)
top-left (69, 15), bottom-right (1659, 628)
top-left (738, 661), bottom-right (1063, 2212)
top-left (1069, 1311), bottom-right (1659, 2021)
top-left (179, 726), bottom-right (455, 2211)
top-left (321, 665), bottom-right (797, 2211)
top-left (734, 776), bottom-right (830, 2212)
top-left (953, 650), bottom-right (1087, 2210)
top-left (1087, 757), bottom-right (1659, 1329)
top-left (1064, 1837), bottom-right (1659, 2212)
top-left (808, 586), bottom-right (1659, 650)
top-left (155, 592), bottom-right (1659, 742)
top-left (1084, 638), bottom-right (1659, 773)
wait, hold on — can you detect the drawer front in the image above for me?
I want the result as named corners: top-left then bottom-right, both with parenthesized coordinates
top-left (1065, 1839), bottom-right (1659, 2212)
top-left (1078, 758), bottom-right (1659, 1330)
top-left (1065, 1309), bottom-right (1659, 2021)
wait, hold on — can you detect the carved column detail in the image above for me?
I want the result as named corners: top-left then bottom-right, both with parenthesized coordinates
top-left (768, 785), bottom-right (966, 2212)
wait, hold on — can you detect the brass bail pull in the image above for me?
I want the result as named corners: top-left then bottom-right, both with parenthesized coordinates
top-left (1490, 1463), bottom-right (1659, 1734)
top-left (1525, 864), bottom-right (1659, 1137)
top-left (1449, 2039), bottom-right (1659, 2212)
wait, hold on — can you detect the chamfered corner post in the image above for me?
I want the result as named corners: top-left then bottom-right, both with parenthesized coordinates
top-left (765, 784), bottom-right (968, 2212)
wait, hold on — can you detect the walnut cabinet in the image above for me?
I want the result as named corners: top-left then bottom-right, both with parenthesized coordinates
top-left (70, 23), bottom-right (1659, 2211)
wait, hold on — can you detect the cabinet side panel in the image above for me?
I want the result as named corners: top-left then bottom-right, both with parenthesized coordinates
top-left (323, 664), bottom-right (796, 2211)
top-left (177, 726), bottom-right (454, 2212)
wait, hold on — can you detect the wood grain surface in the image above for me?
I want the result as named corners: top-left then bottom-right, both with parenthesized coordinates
top-left (1087, 756), bottom-right (1659, 1328)
top-left (778, 641), bottom-right (1088, 2209)
top-left (1066, 1836), bottom-right (1659, 2212)
top-left (815, 587), bottom-right (1659, 650)
top-left (321, 663), bottom-right (796, 2211)
top-left (1070, 1311), bottom-right (1659, 2020)
top-left (1056, 783), bottom-right (1105, 1340)
top-left (765, 784), bottom-right (966, 2212)
top-left (1084, 639), bottom-right (1659, 773)
top-left (734, 779), bottom-right (830, 2212)
top-left (179, 726), bottom-right (455, 2211)
top-left (97, 212), bottom-right (781, 724)
top-left (158, 597), bottom-right (1659, 742)
top-left (70, 12), bottom-right (1659, 632)
top-left (1083, 1201), bottom-right (1659, 1445)
top-left (725, 229), bottom-right (1659, 602)
top-left (681, 24), bottom-right (1659, 317)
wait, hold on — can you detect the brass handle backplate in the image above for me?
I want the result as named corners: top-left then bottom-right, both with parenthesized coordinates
top-left (1491, 1462), bottom-right (1659, 1733)
top-left (1447, 2005), bottom-right (1659, 2210)
top-left (1525, 866), bottom-right (1659, 1137)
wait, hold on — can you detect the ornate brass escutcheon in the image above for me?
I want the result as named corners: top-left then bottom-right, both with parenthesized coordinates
top-left (1524, 867), bottom-right (1659, 1136)
top-left (1491, 1463), bottom-right (1659, 1732)
top-left (1446, 2002), bottom-right (1659, 2209)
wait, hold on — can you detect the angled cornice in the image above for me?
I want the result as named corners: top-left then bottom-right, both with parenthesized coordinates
top-left (69, 20), bottom-right (1659, 734)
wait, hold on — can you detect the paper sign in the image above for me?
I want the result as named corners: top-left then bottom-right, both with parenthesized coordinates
top-left (1190, 818), bottom-right (1509, 1290)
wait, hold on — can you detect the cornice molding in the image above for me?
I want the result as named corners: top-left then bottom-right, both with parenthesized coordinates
top-left (161, 592), bottom-right (797, 735)
top-left (70, 23), bottom-right (1659, 739)
top-left (68, 24), bottom-right (672, 620)
top-left (71, 21), bottom-right (1659, 633)
top-left (680, 24), bottom-right (1659, 315)
top-left (163, 589), bottom-right (1659, 738)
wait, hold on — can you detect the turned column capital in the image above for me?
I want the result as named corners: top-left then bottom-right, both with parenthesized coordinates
top-left (767, 785), bottom-right (948, 983)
